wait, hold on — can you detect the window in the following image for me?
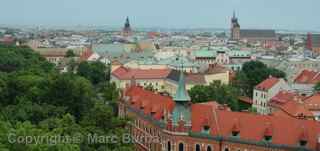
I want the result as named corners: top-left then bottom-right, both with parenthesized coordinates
top-left (167, 141), bottom-right (171, 151)
top-left (195, 144), bottom-right (201, 151)
top-left (264, 135), bottom-right (272, 142)
top-left (179, 143), bottom-right (184, 151)
top-left (299, 140), bottom-right (308, 147)
top-left (207, 146), bottom-right (212, 151)
top-left (202, 125), bottom-right (210, 134)
top-left (232, 130), bottom-right (240, 137)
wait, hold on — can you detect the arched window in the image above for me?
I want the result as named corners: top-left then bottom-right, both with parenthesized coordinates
top-left (179, 143), bottom-right (184, 151)
top-left (224, 148), bottom-right (229, 151)
top-left (207, 146), bottom-right (212, 151)
top-left (167, 141), bottom-right (171, 151)
top-left (195, 144), bottom-right (201, 151)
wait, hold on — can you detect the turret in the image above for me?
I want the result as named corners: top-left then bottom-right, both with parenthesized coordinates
top-left (171, 62), bottom-right (191, 132)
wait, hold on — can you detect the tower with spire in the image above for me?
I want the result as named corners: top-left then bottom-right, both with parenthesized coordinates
top-left (122, 16), bottom-right (133, 37)
top-left (231, 10), bottom-right (240, 41)
top-left (168, 56), bottom-right (192, 132)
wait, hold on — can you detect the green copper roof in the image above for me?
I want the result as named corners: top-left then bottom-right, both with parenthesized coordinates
top-left (173, 70), bottom-right (191, 102)
top-left (193, 49), bottom-right (217, 58)
top-left (172, 103), bottom-right (191, 125)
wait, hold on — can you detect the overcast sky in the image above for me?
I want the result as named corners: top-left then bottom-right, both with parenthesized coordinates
top-left (1, 0), bottom-right (319, 30)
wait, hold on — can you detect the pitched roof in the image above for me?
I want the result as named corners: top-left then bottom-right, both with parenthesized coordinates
top-left (125, 86), bottom-right (175, 120)
top-left (240, 29), bottom-right (276, 39)
top-left (238, 96), bottom-right (253, 104)
top-left (186, 74), bottom-right (206, 85)
top-left (124, 87), bottom-right (320, 150)
top-left (255, 77), bottom-right (280, 91)
top-left (191, 106), bottom-right (320, 149)
top-left (80, 47), bottom-right (94, 61)
top-left (112, 66), bottom-right (171, 80)
top-left (269, 90), bottom-right (305, 106)
top-left (304, 93), bottom-right (320, 111)
top-left (294, 69), bottom-right (320, 84)
top-left (272, 101), bottom-right (314, 119)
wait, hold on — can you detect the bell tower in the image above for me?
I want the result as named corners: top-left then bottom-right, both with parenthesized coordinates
top-left (231, 11), bottom-right (240, 41)
top-left (122, 16), bottom-right (133, 37)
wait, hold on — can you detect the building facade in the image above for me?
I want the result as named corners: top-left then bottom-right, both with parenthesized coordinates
top-left (119, 71), bottom-right (320, 151)
top-left (306, 33), bottom-right (320, 53)
top-left (252, 77), bottom-right (289, 115)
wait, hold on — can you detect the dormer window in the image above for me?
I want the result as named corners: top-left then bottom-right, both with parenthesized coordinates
top-left (232, 130), bottom-right (240, 137)
top-left (264, 135), bottom-right (272, 142)
top-left (299, 140), bottom-right (308, 147)
top-left (264, 123), bottom-right (273, 142)
top-left (202, 125), bottom-right (210, 134)
top-left (151, 111), bottom-right (156, 116)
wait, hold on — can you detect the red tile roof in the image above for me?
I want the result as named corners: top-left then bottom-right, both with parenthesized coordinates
top-left (80, 47), bottom-right (94, 61)
top-left (186, 74), bottom-right (206, 85)
top-left (124, 86), bottom-right (320, 150)
top-left (272, 101), bottom-right (314, 119)
top-left (125, 86), bottom-right (175, 120)
top-left (191, 106), bottom-right (320, 149)
top-left (255, 77), bottom-right (280, 91)
top-left (269, 91), bottom-right (305, 106)
top-left (294, 70), bottom-right (320, 84)
top-left (304, 93), bottom-right (320, 111)
top-left (238, 96), bottom-right (253, 104)
top-left (112, 66), bottom-right (171, 80)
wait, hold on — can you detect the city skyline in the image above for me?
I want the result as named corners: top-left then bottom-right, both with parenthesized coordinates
top-left (1, 0), bottom-right (320, 31)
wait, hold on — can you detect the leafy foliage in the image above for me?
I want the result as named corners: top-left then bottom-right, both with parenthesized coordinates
top-left (314, 82), bottom-right (320, 92)
top-left (77, 61), bottom-right (108, 85)
top-left (189, 81), bottom-right (240, 111)
top-left (0, 45), bottom-right (133, 150)
top-left (233, 61), bottom-right (286, 97)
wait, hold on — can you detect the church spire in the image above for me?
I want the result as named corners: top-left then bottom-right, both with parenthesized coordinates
top-left (173, 56), bottom-right (190, 102)
top-left (122, 16), bottom-right (133, 37)
top-left (125, 16), bottom-right (130, 28)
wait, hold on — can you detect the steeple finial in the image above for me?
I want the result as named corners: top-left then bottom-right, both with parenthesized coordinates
top-left (233, 10), bottom-right (236, 19)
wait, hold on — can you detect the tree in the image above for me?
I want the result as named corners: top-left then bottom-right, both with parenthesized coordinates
top-left (77, 61), bottom-right (107, 85)
top-left (0, 44), bottom-right (134, 150)
top-left (47, 74), bottom-right (95, 120)
top-left (189, 81), bottom-right (240, 111)
top-left (145, 84), bottom-right (155, 92)
top-left (0, 45), bottom-right (54, 73)
top-left (66, 49), bottom-right (76, 58)
top-left (314, 82), bottom-right (320, 92)
top-left (234, 61), bottom-right (286, 97)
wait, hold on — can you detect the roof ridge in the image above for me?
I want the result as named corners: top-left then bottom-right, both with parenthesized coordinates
top-left (211, 105), bottom-right (221, 136)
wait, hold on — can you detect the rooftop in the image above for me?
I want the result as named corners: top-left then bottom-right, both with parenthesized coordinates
top-left (255, 77), bottom-right (280, 91)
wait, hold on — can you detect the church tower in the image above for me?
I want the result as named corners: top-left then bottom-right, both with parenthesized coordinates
top-left (122, 16), bottom-right (133, 37)
top-left (170, 62), bottom-right (192, 132)
top-left (231, 11), bottom-right (240, 41)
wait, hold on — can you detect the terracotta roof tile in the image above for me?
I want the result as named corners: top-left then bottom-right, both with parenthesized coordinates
top-left (304, 93), bottom-right (320, 111)
top-left (112, 66), bottom-right (171, 80)
top-left (294, 70), bottom-right (320, 84)
top-left (125, 86), bottom-right (175, 120)
top-left (255, 77), bottom-right (280, 91)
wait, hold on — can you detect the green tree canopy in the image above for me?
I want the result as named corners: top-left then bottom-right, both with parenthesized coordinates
top-left (66, 49), bottom-right (76, 58)
top-left (189, 81), bottom-right (240, 111)
top-left (314, 82), bottom-right (320, 92)
top-left (233, 61), bottom-right (286, 97)
top-left (0, 44), bottom-right (133, 150)
top-left (77, 61), bottom-right (108, 85)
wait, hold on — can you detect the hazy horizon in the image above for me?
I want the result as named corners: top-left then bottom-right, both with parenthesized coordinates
top-left (1, 0), bottom-right (319, 31)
